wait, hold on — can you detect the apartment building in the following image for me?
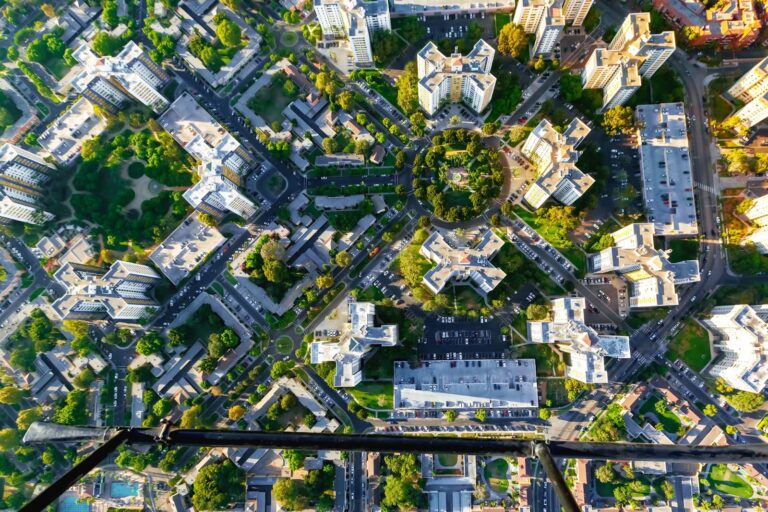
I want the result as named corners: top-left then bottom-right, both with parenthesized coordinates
top-left (159, 93), bottom-right (258, 220)
top-left (653, 0), bottom-right (761, 49)
top-left (725, 57), bottom-right (768, 129)
top-left (703, 304), bottom-right (768, 393)
top-left (70, 41), bottom-right (170, 114)
top-left (740, 194), bottom-right (768, 254)
top-left (0, 143), bottom-right (56, 225)
top-left (419, 230), bottom-right (506, 298)
top-left (52, 261), bottom-right (162, 321)
top-left (310, 301), bottom-right (398, 387)
top-left (582, 13), bottom-right (675, 110)
top-left (514, 0), bottom-right (564, 56)
top-left (588, 223), bottom-right (701, 308)
top-left (521, 118), bottom-right (594, 209)
top-left (416, 40), bottom-right (496, 115)
top-left (563, 0), bottom-right (593, 26)
top-left (527, 296), bottom-right (631, 384)
top-left (314, 0), bottom-right (390, 66)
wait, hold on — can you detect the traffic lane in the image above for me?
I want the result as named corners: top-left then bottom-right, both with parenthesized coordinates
top-left (219, 279), bottom-right (269, 328)
top-left (304, 366), bottom-right (370, 431)
top-left (308, 173), bottom-right (400, 188)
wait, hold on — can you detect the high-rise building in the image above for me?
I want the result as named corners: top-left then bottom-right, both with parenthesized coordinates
top-left (582, 13), bottom-right (674, 110)
top-left (159, 93), bottom-right (258, 220)
top-left (730, 92), bottom-right (768, 129)
top-left (563, 0), bottom-right (593, 26)
top-left (416, 40), bottom-right (496, 115)
top-left (52, 260), bottom-right (162, 321)
top-left (521, 118), bottom-right (594, 209)
top-left (313, 0), bottom-right (390, 67)
top-left (0, 143), bottom-right (56, 225)
top-left (727, 57), bottom-right (768, 103)
top-left (527, 297), bottom-right (631, 384)
top-left (514, 0), bottom-right (565, 56)
top-left (70, 41), bottom-right (170, 113)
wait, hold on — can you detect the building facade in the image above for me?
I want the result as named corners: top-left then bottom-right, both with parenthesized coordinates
top-left (0, 143), bottom-right (56, 225)
top-left (514, 0), bottom-right (565, 56)
top-left (563, 0), bottom-right (593, 26)
top-left (314, 0), bottom-right (390, 67)
top-left (416, 40), bottom-right (496, 115)
top-left (652, 0), bottom-right (761, 49)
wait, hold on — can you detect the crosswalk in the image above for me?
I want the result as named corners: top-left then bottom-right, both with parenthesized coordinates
top-left (694, 181), bottom-right (718, 195)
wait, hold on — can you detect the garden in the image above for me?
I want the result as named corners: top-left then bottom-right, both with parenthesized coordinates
top-left (412, 129), bottom-right (504, 222)
top-left (188, 13), bottom-right (247, 73)
top-left (70, 127), bottom-right (194, 252)
top-left (707, 464), bottom-right (753, 499)
top-left (348, 381), bottom-right (393, 410)
top-left (483, 458), bottom-right (509, 494)
top-left (241, 234), bottom-right (307, 302)
top-left (638, 393), bottom-right (683, 435)
top-left (247, 72), bottom-right (301, 126)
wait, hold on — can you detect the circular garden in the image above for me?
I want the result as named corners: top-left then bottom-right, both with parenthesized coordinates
top-left (412, 128), bottom-right (504, 222)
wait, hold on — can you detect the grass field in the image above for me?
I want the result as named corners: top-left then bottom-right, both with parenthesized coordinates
top-left (349, 381), bottom-right (393, 409)
top-left (513, 344), bottom-right (564, 377)
top-left (484, 458), bottom-right (509, 493)
top-left (247, 78), bottom-right (297, 125)
top-left (275, 336), bottom-right (294, 354)
top-left (668, 239), bottom-right (699, 263)
top-left (709, 464), bottom-right (753, 498)
top-left (638, 394), bottom-right (682, 434)
top-left (667, 320), bottom-right (711, 371)
top-left (494, 13), bottom-right (511, 36)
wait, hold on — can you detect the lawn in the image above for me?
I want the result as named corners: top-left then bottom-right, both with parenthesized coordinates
top-left (275, 336), bottom-right (294, 354)
top-left (484, 458), bottom-right (509, 493)
top-left (444, 189), bottom-right (472, 209)
top-left (357, 285), bottom-right (386, 303)
top-left (512, 343), bottom-right (564, 377)
top-left (349, 381), bottom-right (393, 409)
top-left (514, 206), bottom-right (587, 277)
top-left (247, 76), bottom-right (299, 125)
top-left (711, 96), bottom-right (733, 122)
top-left (42, 57), bottom-right (71, 80)
top-left (666, 320), bottom-right (711, 371)
top-left (447, 287), bottom-right (485, 316)
top-left (626, 308), bottom-right (667, 329)
top-left (709, 464), bottom-right (753, 498)
top-left (668, 239), bottom-right (699, 263)
top-left (544, 378), bottom-right (569, 407)
top-left (638, 394), bottom-right (682, 434)
top-left (494, 13), bottom-right (511, 37)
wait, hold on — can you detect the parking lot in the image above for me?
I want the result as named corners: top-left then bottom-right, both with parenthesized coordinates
top-left (420, 316), bottom-right (508, 360)
top-left (582, 275), bottom-right (628, 325)
top-left (418, 12), bottom-right (495, 41)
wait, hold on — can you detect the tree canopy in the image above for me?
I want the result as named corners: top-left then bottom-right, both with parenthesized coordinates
top-left (601, 105), bottom-right (636, 136)
top-left (497, 23), bottom-right (528, 58)
top-left (192, 459), bottom-right (244, 511)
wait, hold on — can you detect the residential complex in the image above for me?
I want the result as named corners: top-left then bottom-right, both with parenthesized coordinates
top-left (52, 261), bottom-right (162, 321)
top-left (587, 223), bottom-right (701, 309)
top-left (521, 118), bottom-right (593, 209)
top-left (582, 13), bottom-right (675, 109)
top-left (527, 297), bottom-right (631, 383)
top-left (70, 41), bottom-right (170, 113)
top-left (513, 0), bottom-right (565, 56)
top-left (726, 57), bottom-right (768, 129)
top-left (416, 40), bottom-right (496, 115)
top-left (159, 92), bottom-right (258, 219)
top-left (314, 0), bottom-right (390, 67)
top-left (742, 194), bottom-right (768, 253)
top-left (0, 143), bottom-right (56, 225)
top-left (636, 102), bottom-right (698, 237)
top-left (311, 300), bottom-right (398, 387)
top-left (652, 0), bottom-right (761, 49)
top-left (419, 230), bottom-right (505, 298)
top-left (393, 359), bottom-right (538, 410)
top-left (703, 304), bottom-right (768, 393)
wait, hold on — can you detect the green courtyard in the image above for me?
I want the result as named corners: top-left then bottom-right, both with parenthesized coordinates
top-left (638, 394), bottom-right (682, 434)
top-left (248, 74), bottom-right (300, 125)
top-left (349, 381), bottom-right (393, 409)
top-left (483, 458), bottom-right (509, 493)
top-left (708, 464), bottom-right (753, 499)
top-left (666, 320), bottom-right (711, 372)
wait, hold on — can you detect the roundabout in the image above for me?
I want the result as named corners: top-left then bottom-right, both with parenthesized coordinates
top-left (411, 128), bottom-right (507, 224)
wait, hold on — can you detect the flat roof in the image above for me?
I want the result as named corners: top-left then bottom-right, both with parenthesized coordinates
top-left (393, 359), bottom-right (538, 410)
top-left (39, 97), bottom-right (105, 164)
top-left (636, 102), bottom-right (698, 237)
top-left (149, 213), bottom-right (226, 285)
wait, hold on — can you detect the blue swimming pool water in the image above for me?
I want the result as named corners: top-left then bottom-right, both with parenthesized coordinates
top-left (110, 481), bottom-right (140, 498)
top-left (58, 496), bottom-right (90, 512)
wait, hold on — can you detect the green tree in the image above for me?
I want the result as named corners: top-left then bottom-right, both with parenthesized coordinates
top-left (497, 23), bottom-right (528, 58)
top-left (444, 410), bottom-right (457, 422)
top-left (601, 105), bottom-right (636, 136)
top-left (595, 462), bottom-right (615, 484)
top-left (62, 320), bottom-right (89, 339)
top-left (216, 17), bottom-right (242, 47)
top-left (475, 408), bottom-right (487, 422)
top-left (273, 478), bottom-right (309, 510)
top-left (729, 391), bottom-right (765, 412)
top-left (192, 459), bottom-right (245, 511)
top-left (335, 250), bottom-right (352, 267)
top-left (559, 74), bottom-right (583, 102)
top-left (263, 258), bottom-right (289, 283)
top-left (337, 91), bottom-right (354, 111)
top-left (539, 408), bottom-right (552, 420)
top-left (16, 407), bottom-right (42, 430)
top-left (315, 273), bottom-right (334, 289)
top-left (91, 31), bottom-right (124, 56)
top-left (397, 61), bottom-right (420, 115)
top-left (660, 479), bottom-right (675, 500)
top-left (136, 331), bottom-right (163, 355)
top-left (180, 405), bottom-right (203, 429)
top-left (526, 303), bottom-right (549, 321)
top-left (0, 386), bottom-right (24, 404)
top-left (703, 404), bottom-right (717, 417)
top-left (153, 398), bottom-right (174, 417)
top-left (283, 449), bottom-right (307, 471)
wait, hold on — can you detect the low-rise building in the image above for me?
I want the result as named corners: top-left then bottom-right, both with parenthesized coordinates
top-left (52, 260), bottom-right (162, 321)
top-left (416, 40), bottom-right (496, 115)
top-left (653, 0), bottom-right (761, 49)
top-left (703, 304), bottom-right (768, 393)
top-left (588, 223), bottom-right (700, 308)
top-left (311, 300), bottom-right (398, 387)
top-left (393, 358), bottom-right (538, 410)
top-left (527, 296), bottom-right (631, 383)
top-left (159, 92), bottom-right (258, 220)
top-left (39, 97), bottom-right (106, 165)
top-left (420, 230), bottom-right (506, 298)
top-left (636, 102), bottom-right (698, 236)
top-left (521, 118), bottom-right (593, 209)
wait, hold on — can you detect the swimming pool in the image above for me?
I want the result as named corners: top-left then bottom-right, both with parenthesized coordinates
top-left (110, 481), bottom-right (141, 498)
top-left (58, 496), bottom-right (90, 512)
